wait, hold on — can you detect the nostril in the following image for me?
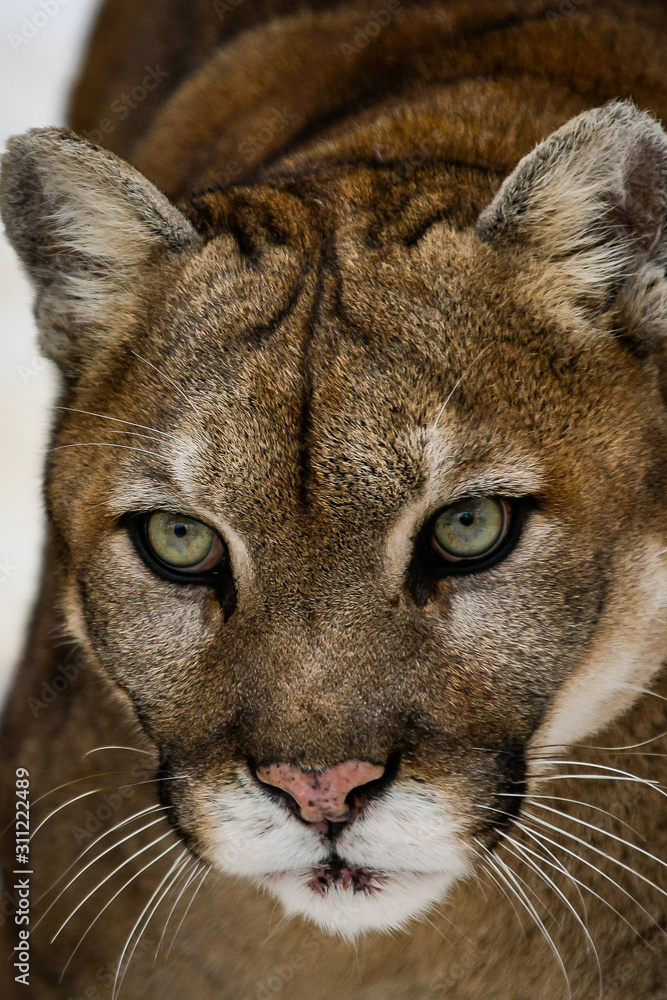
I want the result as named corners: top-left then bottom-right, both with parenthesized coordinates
top-left (255, 759), bottom-right (388, 825)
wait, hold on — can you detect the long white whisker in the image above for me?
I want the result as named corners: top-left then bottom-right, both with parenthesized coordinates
top-left (529, 802), bottom-right (667, 874)
top-left (493, 845), bottom-right (563, 929)
top-left (35, 814), bottom-right (169, 928)
top-left (514, 821), bottom-right (650, 945)
top-left (617, 683), bottom-right (667, 704)
top-left (532, 760), bottom-right (664, 790)
top-left (84, 747), bottom-right (156, 758)
top-left (35, 804), bottom-right (169, 908)
top-left (518, 815), bottom-right (662, 932)
top-left (582, 730), bottom-right (667, 752)
top-left (477, 840), bottom-right (571, 1000)
top-left (518, 821), bottom-right (590, 923)
top-left (154, 858), bottom-right (200, 963)
top-left (51, 829), bottom-right (174, 942)
top-left (53, 405), bottom-right (178, 440)
top-left (31, 775), bottom-right (185, 840)
top-left (130, 351), bottom-right (197, 412)
top-left (498, 793), bottom-right (644, 839)
top-left (165, 863), bottom-right (210, 960)
top-left (470, 845), bottom-right (527, 935)
top-left (114, 853), bottom-right (190, 999)
top-left (432, 344), bottom-right (491, 430)
top-left (524, 810), bottom-right (667, 905)
top-left (32, 787), bottom-right (121, 840)
top-left (534, 774), bottom-right (664, 792)
top-left (500, 836), bottom-right (602, 996)
top-left (477, 804), bottom-right (658, 932)
top-left (50, 443), bottom-right (166, 460)
top-left (58, 839), bottom-right (181, 982)
top-left (29, 772), bottom-right (125, 810)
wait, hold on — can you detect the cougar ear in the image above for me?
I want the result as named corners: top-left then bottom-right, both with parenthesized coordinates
top-left (0, 127), bottom-right (199, 377)
top-left (477, 102), bottom-right (667, 352)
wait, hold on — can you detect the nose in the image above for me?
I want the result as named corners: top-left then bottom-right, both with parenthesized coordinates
top-left (256, 759), bottom-right (386, 824)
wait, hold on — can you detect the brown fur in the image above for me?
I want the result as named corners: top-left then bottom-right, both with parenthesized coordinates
top-left (2, 1), bottom-right (667, 997)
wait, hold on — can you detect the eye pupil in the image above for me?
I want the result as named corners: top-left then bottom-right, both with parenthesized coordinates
top-left (174, 524), bottom-right (187, 538)
top-left (459, 512), bottom-right (474, 527)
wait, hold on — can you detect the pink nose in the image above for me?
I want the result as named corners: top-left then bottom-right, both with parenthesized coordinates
top-left (256, 759), bottom-right (386, 824)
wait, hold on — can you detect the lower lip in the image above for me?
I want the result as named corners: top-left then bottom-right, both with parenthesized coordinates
top-left (307, 865), bottom-right (388, 894)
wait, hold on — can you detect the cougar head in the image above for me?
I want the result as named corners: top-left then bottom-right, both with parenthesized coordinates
top-left (2, 102), bottom-right (667, 937)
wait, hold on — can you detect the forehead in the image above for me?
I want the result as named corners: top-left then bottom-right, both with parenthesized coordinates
top-left (87, 217), bottom-right (647, 535)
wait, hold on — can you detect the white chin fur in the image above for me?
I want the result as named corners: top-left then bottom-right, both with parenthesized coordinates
top-left (261, 870), bottom-right (458, 939)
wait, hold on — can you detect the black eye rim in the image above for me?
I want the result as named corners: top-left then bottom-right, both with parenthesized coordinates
top-left (124, 511), bottom-right (230, 587)
top-left (406, 496), bottom-right (532, 603)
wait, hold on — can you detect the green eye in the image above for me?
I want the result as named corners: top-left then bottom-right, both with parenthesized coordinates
top-left (431, 497), bottom-right (510, 562)
top-left (146, 512), bottom-right (223, 572)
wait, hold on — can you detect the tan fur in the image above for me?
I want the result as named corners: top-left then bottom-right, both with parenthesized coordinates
top-left (2, 1), bottom-right (667, 997)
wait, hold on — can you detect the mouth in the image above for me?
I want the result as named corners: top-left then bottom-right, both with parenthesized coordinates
top-left (261, 865), bottom-right (457, 938)
top-left (307, 862), bottom-right (388, 895)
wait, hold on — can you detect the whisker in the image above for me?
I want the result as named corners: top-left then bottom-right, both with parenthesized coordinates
top-left (113, 853), bottom-right (190, 999)
top-left (30, 772), bottom-right (125, 810)
top-left (420, 912), bottom-right (459, 950)
top-left (523, 810), bottom-right (667, 906)
top-left (481, 837), bottom-right (562, 929)
top-left (31, 785), bottom-right (126, 841)
top-left (617, 683), bottom-right (667, 704)
top-left (35, 804), bottom-right (169, 907)
top-left (53, 406), bottom-right (178, 440)
top-left (514, 821), bottom-right (650, 945)
top-left (43, 819), bottom-right (171, 937)
top-left (477, 805), bottom-right (659, 932)
top-left (50, 443), bottom-right (166, 461)
top-left (527, 802), bottom-right (667, 876)
top-left (84, 747), bottom-right (156, 759)
top-left (524, 820), bottom-right (661, 932)
top-left (469, 854), bottom-right (527, 935)
top-left (51, 829), bottom-right (175, 943)
top-left (31, 775), bottom-right (185, 840)
top-left (533, 773), bottom-right (665, 795)
top-left (432, 345), bottom-right (491, 430)
top-left (531, 760), bottom-right (664, 790)
top-left (130, 351), bottom-right (197, 412)
top-left (165, 863), bottom-right (210, 960)
top-left (477, 840), bottom-right (571, 999)
top-left (58, 839), bottom-right (182, 982)
top-left (581, 731), bottom-right (667, 752)
top-left (499, 809), bottom-right (590, 919)
top-left (498, 793), bottom-right (644, 839)
top-left (500, 836), bottom-right (602, 995)
top-left (0, 772), bottom-right (121, 839)
top-left (154, 858), bottom-right (200, 963)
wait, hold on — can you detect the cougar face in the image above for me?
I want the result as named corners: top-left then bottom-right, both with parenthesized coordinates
top-left (3, 103), bottom-right (667, 939)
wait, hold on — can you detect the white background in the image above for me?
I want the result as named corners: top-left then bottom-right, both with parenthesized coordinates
top-left (0, 0), bottom-right (100, 705)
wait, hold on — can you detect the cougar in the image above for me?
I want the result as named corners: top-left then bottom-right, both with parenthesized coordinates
top-left (2, 1), bottom-right (667, 997)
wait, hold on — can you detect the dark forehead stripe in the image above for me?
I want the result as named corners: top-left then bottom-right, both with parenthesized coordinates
top-left (182, 161), bottom-right (515, 513)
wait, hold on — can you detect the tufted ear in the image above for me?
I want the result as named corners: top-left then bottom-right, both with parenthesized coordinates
top-left (477, 102), bottom-right (667, 353)
top-left (0, 127), bottom-right (199, 377)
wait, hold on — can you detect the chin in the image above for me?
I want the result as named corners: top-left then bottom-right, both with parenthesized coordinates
top-left (260, 868), bottom-right (462, 938)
